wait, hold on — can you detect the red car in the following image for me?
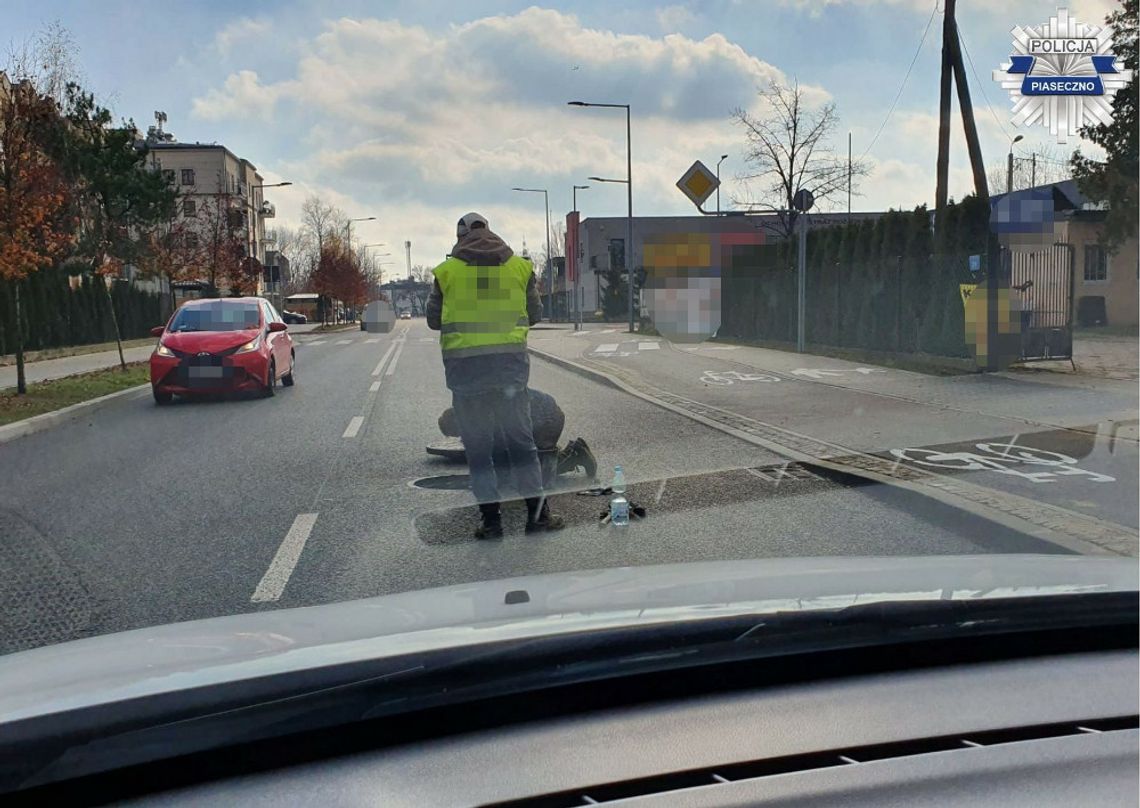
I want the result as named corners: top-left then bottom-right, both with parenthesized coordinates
top-left (149, 297), bottom-right (296, 404)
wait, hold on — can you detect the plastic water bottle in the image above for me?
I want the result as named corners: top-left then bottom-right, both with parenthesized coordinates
top-left (610, 465), bottom-right (629, 527)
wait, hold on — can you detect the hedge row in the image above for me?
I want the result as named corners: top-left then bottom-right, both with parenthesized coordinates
top-left (720, 197), bottom-right (990, 358)
top-left (0, 268), bottom-right (171, 356)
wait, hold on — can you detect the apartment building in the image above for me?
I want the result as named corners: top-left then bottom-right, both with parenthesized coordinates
top-left (146, 138), bottom-right (279, 297)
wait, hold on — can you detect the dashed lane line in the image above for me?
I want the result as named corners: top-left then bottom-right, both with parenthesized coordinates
top-left (343, 416), bottom-right (364, 438)
top-left (250, 513), bottom-right (319, 603)
top-left (369, 381), bottom-right (381, 392)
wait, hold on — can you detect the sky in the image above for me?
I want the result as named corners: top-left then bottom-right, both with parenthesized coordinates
top-left (5, 0), bottom-right (1122, 269)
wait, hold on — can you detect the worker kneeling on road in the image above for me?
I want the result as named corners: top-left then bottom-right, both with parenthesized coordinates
top-left (427, 212), bottom-right (564, 539)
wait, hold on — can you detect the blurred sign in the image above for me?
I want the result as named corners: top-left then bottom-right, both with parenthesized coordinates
top-left (566, 211), bottom-right (580, 283)
top-left (969, 254), bottom-right (981, 273)
top-left (676, 160), bottom-right (719, 208)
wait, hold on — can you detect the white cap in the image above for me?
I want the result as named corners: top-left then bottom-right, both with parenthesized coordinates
top-left (456, 212), bottom-right (488, 237)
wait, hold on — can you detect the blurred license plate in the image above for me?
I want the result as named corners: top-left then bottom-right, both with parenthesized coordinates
top-left (189, 366), bottom-right (224, 379)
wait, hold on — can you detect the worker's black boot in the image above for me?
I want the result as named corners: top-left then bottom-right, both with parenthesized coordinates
top-left (525, 497), bottom-right (565, 534)
top-left (474, 503), bottom-right (503, 539)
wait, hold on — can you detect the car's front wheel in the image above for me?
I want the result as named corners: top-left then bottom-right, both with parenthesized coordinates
top-left (153, 387), bottom-right (172, 405)
top-left (263, 359), bottom-right (277, 397)
top-left (282, 352), bottom-right (295, 387)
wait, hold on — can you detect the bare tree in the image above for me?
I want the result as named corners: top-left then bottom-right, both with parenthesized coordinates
top-left (408, 263), bottom-right (433, 283)
top-left (732, 79), bottom-right (868, 237)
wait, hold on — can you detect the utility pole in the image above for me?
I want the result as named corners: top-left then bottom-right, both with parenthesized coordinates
top-left (934, 0), bottom-right (955, 221)
top-left (405, 240), bottom-right (412, 280)
top-left (934, 0), bottom-right (990, 234)
top-left (1031, 153), bottom-right (1037, 187)
top-left (847, 132), bottom-right (852, 225)
top-left (947, 12), bottom-right (989, 201)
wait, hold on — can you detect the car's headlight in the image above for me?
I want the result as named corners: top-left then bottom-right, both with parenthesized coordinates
top-left (235, 335), bottom-right (261, 354)
top-left (155, 343), bottom-right (174, 358)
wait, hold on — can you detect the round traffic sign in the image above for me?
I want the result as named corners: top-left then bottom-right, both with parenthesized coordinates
top-left (792, 188), bottom-right (814, 212)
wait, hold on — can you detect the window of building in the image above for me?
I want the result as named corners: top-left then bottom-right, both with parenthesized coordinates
top-left (184, 233), bottom-right (199, 249)
top-left (1084, 244), bottom-right (1107, 282)
top-left (182, 200), bottom-right (197, 217)
top-left (608, 238), bottom-right (625, 270)
top-left (180, 168), bottom-right (195, 186)
top-left (162, 170), bottom-right (175, 185)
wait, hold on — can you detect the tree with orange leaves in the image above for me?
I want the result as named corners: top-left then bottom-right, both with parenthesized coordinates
top-left (0, 73), bottom-right (75, 393)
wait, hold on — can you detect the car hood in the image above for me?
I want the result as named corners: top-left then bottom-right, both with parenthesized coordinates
top-left (160, 329), bottom-right (260, 354)
top-left (0, 554), bottom-right (1135, 722)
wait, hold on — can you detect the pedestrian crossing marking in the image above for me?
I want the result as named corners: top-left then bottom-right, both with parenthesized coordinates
top-left (639, 342), bottom-right (660, 350)
top-left (596, 343), bottom-right (620, 353)
top-left (365, 338), bottom-right (381, 344)
top-left (307, 340), bottom-right (327, 346)
top-left (335, 339), bottom-right (352, 345)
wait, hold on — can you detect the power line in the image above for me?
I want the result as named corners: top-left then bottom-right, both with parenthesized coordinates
top-left (956, 25), bottom-right (1011, 141)
top-left (859, 0), bottom-right (941, 161)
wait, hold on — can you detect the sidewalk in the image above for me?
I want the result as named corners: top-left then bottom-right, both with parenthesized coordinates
top-left (0, 346), bottom-right (154, 389)
top-left (1019, 332), bottom-right (1139, 381)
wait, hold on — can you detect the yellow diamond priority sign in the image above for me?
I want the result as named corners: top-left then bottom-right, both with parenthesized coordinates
top-left (676, 160), bottom-right (720, 209)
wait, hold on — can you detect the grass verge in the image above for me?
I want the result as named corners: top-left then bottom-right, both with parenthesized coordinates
top-left (0, 362), bottom-right (149, 426)
top-left (0, 337), bottom-right (155, 367)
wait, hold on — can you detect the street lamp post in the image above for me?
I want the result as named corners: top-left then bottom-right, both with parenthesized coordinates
top-left (511, 187), bottom-right (553, 320)
top-left (572, 184), bottom-right (589, 331)
top-left (249, 182), bottom-right (292, 300)
top-left (345, 215), bottom-right (377, 246)
top-left (569, 100), bottom-right (634, 333)
top-left (1007, 134), bottom-right (1024, 193)
top-left (716, 155), bottom-right (728, 215)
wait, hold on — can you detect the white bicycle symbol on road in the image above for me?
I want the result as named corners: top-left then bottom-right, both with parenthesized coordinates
top-left (890, 442), bottom-right (1115, 484)
top-left (700, 369), bottom-right (781, 386)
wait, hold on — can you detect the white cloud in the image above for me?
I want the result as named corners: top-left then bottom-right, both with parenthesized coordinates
top-left (214, 17), bottom-right (271, 57)
top-left (191, 70), bottom-right (291, 122)
top-left (656, 4), bottom-right (697, 32)
top-left (191, 8), bottom-right (803, 259)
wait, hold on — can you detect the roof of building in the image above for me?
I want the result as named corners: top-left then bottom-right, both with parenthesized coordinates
top-left (147, 141), bottom-right (256, 173)
top-left (990, 179), bottom-right (1102, 212)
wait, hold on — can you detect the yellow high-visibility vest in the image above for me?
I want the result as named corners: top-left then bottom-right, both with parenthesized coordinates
top-left (433, 256), bottom-right (533, 358)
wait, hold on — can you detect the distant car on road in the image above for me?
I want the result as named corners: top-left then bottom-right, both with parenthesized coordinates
top-left (281, 310), bottom-right (307, 324)
top-left (399, 311), bottom-right (412, 320)
top-left (149, 297), bottom-right (295, 404)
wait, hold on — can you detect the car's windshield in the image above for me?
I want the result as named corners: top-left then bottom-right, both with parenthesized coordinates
top-left (0, 2), bottom-right (1136, 682)
top-left (168, 302), bottom-right (261, 332)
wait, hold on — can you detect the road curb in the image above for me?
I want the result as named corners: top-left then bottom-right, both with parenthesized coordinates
top-left (0, 383), bottom-right (150, 446)
top-left (530, 346), bottom-right (1136, 558)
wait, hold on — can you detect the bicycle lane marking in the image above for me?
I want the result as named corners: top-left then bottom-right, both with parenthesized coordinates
top-left (530, 346), bottom-right (1137, 556)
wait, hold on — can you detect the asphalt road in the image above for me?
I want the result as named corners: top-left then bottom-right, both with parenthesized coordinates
top-left (0, 318), bottom-right (1133, 655)
top-left (533, 327), bottom-right (1139, 530)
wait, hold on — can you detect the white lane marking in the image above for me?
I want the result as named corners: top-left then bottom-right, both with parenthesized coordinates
top-left (343, 416), bottom-right (364, 438)
top-left (639, 342), bottom-right (660, 350)
top-left (307, 340), bottom-right (327, 346)
top-left (385, 339), bottom-right (406, 376)
top-left (365, 338), bottom-right (380, 344)
top-left (369, 381), bottom-right (381, 392)
top-left (251, 513), bottom-right (319, 603)
top-left (595, 343), bottom-right (620, 353)
top-left (335, 339), bottom-right (352, 345)
top-left (371, 343), bottom-right (398, 376)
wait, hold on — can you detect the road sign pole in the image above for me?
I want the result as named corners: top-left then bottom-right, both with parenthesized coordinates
top-left (797, 212), bottom-right (807, 353)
